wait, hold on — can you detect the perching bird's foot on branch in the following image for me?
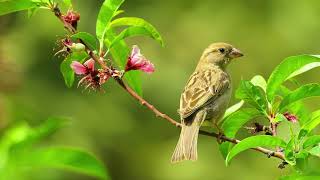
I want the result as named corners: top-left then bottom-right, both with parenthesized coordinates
top-left (216, 131), bottom-right (226, 144)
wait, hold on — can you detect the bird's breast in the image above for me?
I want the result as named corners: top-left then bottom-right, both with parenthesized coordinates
top-left (205, 87), bottom-right (232, 123)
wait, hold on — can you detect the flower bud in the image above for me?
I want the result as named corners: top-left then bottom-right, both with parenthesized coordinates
top-left (283, 112), bottom-right (298, 123)
top-left (63, 10), bottom-right (80, 29)
top-left (70, 43), bottom-right (85, 52)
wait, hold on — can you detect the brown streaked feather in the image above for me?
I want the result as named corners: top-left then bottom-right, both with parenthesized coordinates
top-left (179, 68), bottom-right (230, 120)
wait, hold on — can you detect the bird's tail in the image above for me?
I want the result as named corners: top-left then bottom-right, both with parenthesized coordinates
top-left (171, 111), bottom-right (205, 163)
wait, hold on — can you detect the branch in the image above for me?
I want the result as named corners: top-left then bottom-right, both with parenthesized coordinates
top-left (51, 5), bottom-right (285, 162)
top-left (199, 131), bottom-right (285, 160)
top-left (114, 77), bottom-right (182, 127)
top-left (271, 123), bottom-right (278, 136)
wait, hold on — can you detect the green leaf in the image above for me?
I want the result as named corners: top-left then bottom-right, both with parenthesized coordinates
top-left (0, 122), bottom-right (31, 152)
top-left (235, 80), bottom-right (268, 114)
top-left (114, 10), bottom-right (124, 17)
top-left (12, 117), bottom-right (68, 149)
top-left (96, 0), bottom-right (124, 48)
top-left (219, 108), bottom-right (261, 159)
top-left (288, 78), bottom-right (302, 87)
top-left (110, 17), bottom-right (164, 47)
top-left (104, 30), bottom-right (142, 95)
top-left (303, 135), bottom-right (320, 149)
top-left (60, 57), bottom-right (74, 88)
top-left (0, 119), bottom-right (64, 167)
top-left (226, 135), bottom-right (286, 165)
top-left (266, 55), bottom-right (320, 102)
top-left (284, 137), bottom-right (296, 165)
top-left (222, 101), bottom-right (244, 119)
top-left (0, 122), bottom-right (31, 173)
top-left (298, 129), bottom-right (309, 141)
top-left (0, 0), bottom-right (37, 16)
top-left (307, 146), bottom-right (320, 157)
top-left (278, 86), bottom-right (310, 126)
top-left (71, 32), bottom-right (98, 50)
top-left (31, 117), bottom-right (68, 141)
top-left (279, 83), bottom-right (320, 111)
top-left (280, 175), bottom-right (320, 180)
top-left (287, 101), bottom-right (309, 126)
top-left (29, 147), bottom-right (109, 179)
top-left (250, 75), bottom-right (267, 92)
top-left (273, 113), bottom-right (287, 123)
top-left (221, 108), bottom-right (261, 137)
top-left (110, 26), bottom-right (163, 48)
top-left (60, 52), bottom-right (88, 88)
top-left (105, 17), bottom-right (165, 94)
top-left (295, 150), bottom-right (309, 172)
top-left (301, 110), bottom-right (320, 134)
top-left (96, 0), bottom-right (142, 94)
top-left (27, 7), bottom-right (38, 18)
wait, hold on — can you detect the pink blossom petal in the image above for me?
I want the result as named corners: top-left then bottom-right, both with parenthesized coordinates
top-left (84, 59), bottom-right (95, 72)
top-left (71, 61), bottom-right (87, 75)
top-left (131, 45), bottom-right (140, 58)
top-left (140, 61), bottom-right (155, 73)
top-left (125, 45), bottom-right (155, 74)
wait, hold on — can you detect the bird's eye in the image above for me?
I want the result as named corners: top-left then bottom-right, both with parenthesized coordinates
top-left (218, 48), bottom-right (225, 53)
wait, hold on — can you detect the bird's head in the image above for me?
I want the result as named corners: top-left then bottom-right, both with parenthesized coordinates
top-left (199, 42), bottom-right (243, 68)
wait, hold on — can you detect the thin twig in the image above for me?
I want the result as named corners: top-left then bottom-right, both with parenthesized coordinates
top-left (114, 77), bottom-right (181, 127)
top-left (199, 131), bottom-right (285, 160)
top-left (271, 123), bottom-right (278, 136)
top-left (51, 5), bottom-right (285, 162)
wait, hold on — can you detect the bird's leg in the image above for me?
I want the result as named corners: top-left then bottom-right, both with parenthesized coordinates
top-left (214, 122), bottom-right (225, 144)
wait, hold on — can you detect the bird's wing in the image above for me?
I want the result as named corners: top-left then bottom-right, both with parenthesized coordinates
top-left (179, 68), bottom-right (230, 119)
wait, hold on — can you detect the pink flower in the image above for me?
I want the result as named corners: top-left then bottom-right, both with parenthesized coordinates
top-left (70, 59), bottom-right (110, 91)
top-left (283, 112), bottom-right (298, 123)
top-left (125, 45), bottom-right (155, 73)
top-left (70, 59), bottom-right (95, 75)
top-left (63, 10), bottom-right (80, 29)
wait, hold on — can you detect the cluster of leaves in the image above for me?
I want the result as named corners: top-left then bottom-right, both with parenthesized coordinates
top-left (63, 0), bottom-right (163, 94)
top-left (0, 117), bottom-right (109, 179)
top-left (215, 55), bottom-right (320, 178)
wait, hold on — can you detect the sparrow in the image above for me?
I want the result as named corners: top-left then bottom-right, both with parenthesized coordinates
top-left (171, 42), bottom-right (243, 163)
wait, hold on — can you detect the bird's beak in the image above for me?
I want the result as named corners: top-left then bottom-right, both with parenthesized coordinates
top-left (229, 48), bottom-right (244, 58)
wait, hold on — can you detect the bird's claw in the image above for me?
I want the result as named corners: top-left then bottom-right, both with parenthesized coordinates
top-left (216, 132), bottom-right (225, 144)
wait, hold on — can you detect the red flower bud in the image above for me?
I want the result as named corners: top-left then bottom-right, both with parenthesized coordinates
top-left (283, 112), bottom-right (298, 123)
top-left (63, 10), bottom-right (80, 29)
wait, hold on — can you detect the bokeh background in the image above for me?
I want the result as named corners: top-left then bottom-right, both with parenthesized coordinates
top-left (1, 0), bottom-right (320, 179)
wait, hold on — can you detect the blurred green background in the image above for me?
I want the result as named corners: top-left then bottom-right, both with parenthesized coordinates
top-left (1, 0), bottom-right (320, 179)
